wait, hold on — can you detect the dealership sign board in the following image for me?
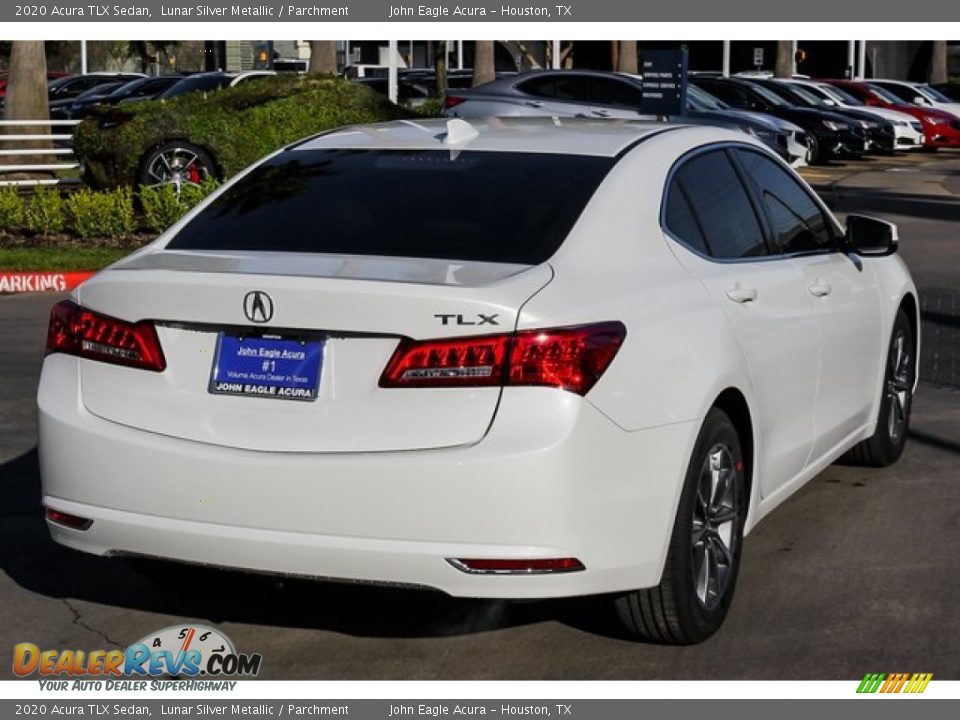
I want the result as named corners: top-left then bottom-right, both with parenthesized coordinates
top-left (641, 49), bottom-right (689, 116)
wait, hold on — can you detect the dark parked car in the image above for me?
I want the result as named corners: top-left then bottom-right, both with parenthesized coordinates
top-left (157, 71), bottom-right (275, 100)
top-left (50, 81), bottom-right (127, 119)
top-left (67, 75), bottom-right (185, 119)
top-left (48, 72), bottom-right (145, 102)
top-left (743, 78), bottom-right (896, 153)
top-left (691, 76), bottom-right (866, 163)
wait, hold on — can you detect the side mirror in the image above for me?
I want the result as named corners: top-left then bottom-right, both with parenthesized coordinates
top-left (844, 214), bottom-right (898, 256)
top-left (913, 95), bottom-right (929, 105)
top-left (823, 98), bottom-right (836, 106)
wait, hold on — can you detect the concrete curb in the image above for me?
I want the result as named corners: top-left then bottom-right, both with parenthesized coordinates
top-left (0, 271), bottom-right (95, 295)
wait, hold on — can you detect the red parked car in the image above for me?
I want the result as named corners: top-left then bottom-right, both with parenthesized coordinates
top-left (821, 78), bottom-right (960, 150)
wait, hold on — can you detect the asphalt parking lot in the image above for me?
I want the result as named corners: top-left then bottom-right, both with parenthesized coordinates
top-left (2, 150), bottom-right (960, 680)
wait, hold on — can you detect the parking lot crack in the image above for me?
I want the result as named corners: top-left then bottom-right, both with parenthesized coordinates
top-left (61, 599), bottom-right (125, 649)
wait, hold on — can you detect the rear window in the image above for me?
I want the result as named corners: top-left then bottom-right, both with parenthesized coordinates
top-left (166, 149), bottom-right (615, 265)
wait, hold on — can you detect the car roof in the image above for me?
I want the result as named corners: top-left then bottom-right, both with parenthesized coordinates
top-left (294, 117), bottom-right (695, 158)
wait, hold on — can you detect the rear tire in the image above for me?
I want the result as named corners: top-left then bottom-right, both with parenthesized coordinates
top-left (841, 308), bottom-right (915, 467)
top-left (806, 135), bottom-right (821, 164)
top-left (615, 408), bottom-right (747, 644)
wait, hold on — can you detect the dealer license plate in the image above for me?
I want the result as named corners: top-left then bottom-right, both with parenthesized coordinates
top-left (209, 333), bottom-right (323, 402)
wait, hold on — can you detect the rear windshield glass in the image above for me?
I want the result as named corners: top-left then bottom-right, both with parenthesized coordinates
top-left (165, 149), bottom-right (615, 265)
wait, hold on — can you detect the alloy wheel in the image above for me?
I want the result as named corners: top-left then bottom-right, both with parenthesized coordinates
top-left (691, 444), bottom-right (740, 610)
top-left (886, 329), bottom-right (913, 444)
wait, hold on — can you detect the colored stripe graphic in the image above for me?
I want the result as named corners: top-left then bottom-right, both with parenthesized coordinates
top-left (857, 672), bottom-right (932, 694)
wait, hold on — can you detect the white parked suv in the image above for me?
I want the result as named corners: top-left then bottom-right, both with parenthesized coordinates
top-left (38, 118), bottom-right (918, 643)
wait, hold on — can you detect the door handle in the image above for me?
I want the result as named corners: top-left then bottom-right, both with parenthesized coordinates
top-left (524, 100), bottom-right (543, 108)
top-left (808, 280), bottom-right (832, 297)
top-left (591, 109), bottom-right (610, 117)
top-left (725, 286), bottom-right (758, 304)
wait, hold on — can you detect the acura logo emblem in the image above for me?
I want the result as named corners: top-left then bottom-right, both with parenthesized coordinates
top-left (243, 291), bottom-right (274, 323)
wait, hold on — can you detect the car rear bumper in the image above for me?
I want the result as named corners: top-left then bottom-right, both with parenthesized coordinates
top-left (38, 355), bottom-right (698, 599)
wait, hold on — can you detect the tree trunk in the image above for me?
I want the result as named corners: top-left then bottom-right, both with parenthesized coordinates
top-left (617, 41), bottom-right (638, 74)
top-left (434, 40), bottom-right (449, 95)
top-left (774, 41), bottom-right (794, 78)
top-left (3, 41), bottom-right (51, 177)
top-left (930, 41), bottom-right (948, 85)
top-left (308, 41), bottom-right (338, 75)
top-left (472, 41), bottom-right (496, 86)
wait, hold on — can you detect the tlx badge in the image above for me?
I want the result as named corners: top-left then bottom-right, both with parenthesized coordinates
top-left (434, 313), bottom-right (499, 326)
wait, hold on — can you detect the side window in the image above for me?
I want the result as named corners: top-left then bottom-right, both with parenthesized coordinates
top-left (518, 76), bottom-right (594, 103)
top-left (671, 150), bottom-right (768, 259)
top-left (517, 77), bottom-right (557, 99)
top-left (735, 149), bottom-right (834, 254)
top-left (592, 79), bottom-right (643, 108)
top-left (875, 82), bottom-right (914, 103)
top-left (664, 180), bottom-right (710, 255)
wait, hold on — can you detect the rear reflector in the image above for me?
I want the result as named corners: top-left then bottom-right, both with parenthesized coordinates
top-left (448, 557), bottom-right (585, 575)
top-left (45, 507), bottom-right (93, 531)
top-left (379, 322), bottom-right (625, 396)
top-left (45, 300), bottom-right (166, 372)
top-left (443, 95), bottom-right (466, 109)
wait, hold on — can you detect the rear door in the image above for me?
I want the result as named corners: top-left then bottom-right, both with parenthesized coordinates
top-left (733, 148), bottom-right (883, 459)
top-left (662, 147), bottom-right (820, 497)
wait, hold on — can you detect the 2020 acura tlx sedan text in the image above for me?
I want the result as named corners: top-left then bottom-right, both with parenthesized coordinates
top-left (38, 118), bottom-right (918, 643)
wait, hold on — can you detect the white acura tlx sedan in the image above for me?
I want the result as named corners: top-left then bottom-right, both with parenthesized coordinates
top-left (38, 118), bottom-right (918, 643)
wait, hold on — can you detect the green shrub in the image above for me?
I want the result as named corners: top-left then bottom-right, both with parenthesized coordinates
top-left (25, 186), bottom-right (65, 235)
top-left (0, 187), bottom-right (26, 232)
top-left (66, 187), bottom-right (136, 239)
top-left (139, 184), bottom-right (182, 232)
top-left (139, 177), bottom-right (218, 233)
top-left (76, 76), bottom-right (415, 188)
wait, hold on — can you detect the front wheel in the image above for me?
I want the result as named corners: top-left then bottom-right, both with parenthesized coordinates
top-left (615, 408), bottom-right (747, 644)
top-left (841, 308), bottom-right (915, 467)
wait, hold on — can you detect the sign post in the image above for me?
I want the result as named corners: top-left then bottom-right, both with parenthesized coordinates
top-left (640, 48), bottom-right (689, 117)
top-left (753, 47), bottom-right (764, 69)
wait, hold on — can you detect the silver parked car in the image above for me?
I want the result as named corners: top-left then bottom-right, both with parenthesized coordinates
top-left (443, 69), bottom-right (810, 166)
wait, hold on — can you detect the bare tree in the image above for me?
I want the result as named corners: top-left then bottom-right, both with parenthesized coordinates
top-left (308, 41), bottom-right (337, 75)
top-left (617, 41), bottom-right (638, 73)
top-left (472, 41), bottom-right (496, 86)
top-left (774, 41), bottom-right (794, 78)
top-left (930, 41), bottom-right (948, 85)
top-left (2, 41), bottom-right (51, 177)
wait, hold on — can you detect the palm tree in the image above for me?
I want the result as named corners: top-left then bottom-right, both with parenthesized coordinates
top-left (434, 41), bottom-right (449, 96)
top-left (774, 41), bottom-right (794, 78)
top-left (473, 41), bottom-right (495, 86)
top-left (308, 41), bottom-right (337, 75)
top-left (2, 41), bottom-right (51, 176)
top-left (617, 41), bottom-right (638, 73)
top-left (930, 41), bottom-right (948, 85)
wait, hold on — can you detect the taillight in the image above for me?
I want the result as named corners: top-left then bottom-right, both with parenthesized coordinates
top-left (379, 322), bottom-right (625, 396)
top-left (379, 334), bottom-right (511, 387)
top-left (45, 300), bottom-right (166, 372)
top-left (444, 95), bottom-right (466, 109)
